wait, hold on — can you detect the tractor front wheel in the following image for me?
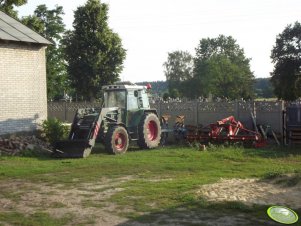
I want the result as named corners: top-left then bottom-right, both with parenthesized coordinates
top-left (105, 126), bottom-right (129, 154)
top-left (138, 113), bottom-right (161, 149)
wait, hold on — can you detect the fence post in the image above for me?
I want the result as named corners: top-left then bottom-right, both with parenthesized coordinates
top-left (195, 99), bottom-right (199, 126)
top-left (253, 100), bottom-right (256, 119)
top-left (158, 100), bottom-right (161, 117)
top-left (280, 101), bottom-right (285, 143)
top-left (64, 101), bottom-right (67, 122)
top-left (235, 100), bottom-right (239, 120)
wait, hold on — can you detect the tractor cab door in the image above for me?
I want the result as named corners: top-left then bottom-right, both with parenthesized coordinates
top-left (137, 89), bottom-right (150, 109)
top-left (126, 90), bottom-right (143, 136)
top-left (103, 90), bottom-right (126, 123)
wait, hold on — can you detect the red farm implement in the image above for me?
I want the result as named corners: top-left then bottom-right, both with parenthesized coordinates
top-left (178, 116), bottom-right (266, 148)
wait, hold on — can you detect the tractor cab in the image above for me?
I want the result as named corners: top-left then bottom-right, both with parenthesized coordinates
top-left (102, 83), bottom-right (153, 134)
top-left (102, 82), bottom-right (150, 110)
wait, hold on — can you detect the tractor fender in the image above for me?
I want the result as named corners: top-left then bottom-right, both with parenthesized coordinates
top-left (107, 122), bottom-right (126, 129)
top-left (107, 122), bottom-right (129, 135)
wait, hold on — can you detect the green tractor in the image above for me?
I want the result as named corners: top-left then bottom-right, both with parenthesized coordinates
top-left (53, 82), bottom-right (161, 158)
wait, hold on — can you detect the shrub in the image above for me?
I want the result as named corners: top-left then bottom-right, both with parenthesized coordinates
top-left (40, 118), bottom-right (69, 145)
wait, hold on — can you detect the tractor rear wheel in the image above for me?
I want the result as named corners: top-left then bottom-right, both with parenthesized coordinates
top-left (137, 113), bottom-right (161, 149)
top-left (105, 126), bottom-right (129, 154)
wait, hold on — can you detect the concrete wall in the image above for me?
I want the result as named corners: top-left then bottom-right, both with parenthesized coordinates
top-left (48, 100), bottom-right (284, 134)
top-left (153, 100), bottom-right (284, 134)
top-left (0, 41), bottom-right (47, 135)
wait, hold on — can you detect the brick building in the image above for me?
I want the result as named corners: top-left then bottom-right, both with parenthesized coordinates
top-left (0, 11), bottom-right (52, 135)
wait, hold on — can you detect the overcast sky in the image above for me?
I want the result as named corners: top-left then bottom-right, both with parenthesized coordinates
top-left (18, 0), bottom-right (301, 82)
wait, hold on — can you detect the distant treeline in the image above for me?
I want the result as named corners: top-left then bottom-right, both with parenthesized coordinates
top-left (136, 81), bottom-right (168, 97)
top-left (137, 78), bottom-right (275, 99)
top-left (254, 78), bottom-right (275, 98)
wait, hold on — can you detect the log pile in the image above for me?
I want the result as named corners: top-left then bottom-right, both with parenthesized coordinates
top-left (0, 135), bottom-right (51, 156)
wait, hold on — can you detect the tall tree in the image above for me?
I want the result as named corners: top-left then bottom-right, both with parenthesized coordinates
top-left (271, 21), bottom-right (301, 101)
top-left (163, 51), bottom-right (193, 97)
top-left (0, 0), bottom-right (27, 18)
top-left (63, 0), bottom-right (126, 101)
top-left (22, 5), bottom-right (69, 100)
top-left (193, 35), bottom-right (254, 99)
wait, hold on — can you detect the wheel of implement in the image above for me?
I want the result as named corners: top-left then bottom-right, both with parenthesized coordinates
top-left (137, 113), bottom-right (161, 149)
top-left (105, 126), bottom-right (129, 154)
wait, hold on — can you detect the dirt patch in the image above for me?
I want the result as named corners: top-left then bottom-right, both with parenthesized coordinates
top-left (197, 176), bottom-right (301, 209)
top-left (1, 175), bottom-right (299, 225)
top-left (0, 176), bottom-right (134, 225)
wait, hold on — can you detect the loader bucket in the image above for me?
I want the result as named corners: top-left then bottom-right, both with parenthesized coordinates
top-left (52, 107), bottom-right (103, 158)
top-left (53, 140), bottom-right (92, 158)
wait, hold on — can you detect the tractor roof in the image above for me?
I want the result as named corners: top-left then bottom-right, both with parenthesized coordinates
top-left (102, 82), bottom-right (145, 91)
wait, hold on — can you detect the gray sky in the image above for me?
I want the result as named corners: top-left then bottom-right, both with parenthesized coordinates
top-left (18, 0), bottom-right (301, 82)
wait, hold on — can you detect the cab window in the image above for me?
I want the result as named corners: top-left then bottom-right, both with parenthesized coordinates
top-left (138, 90), bottom-right (150, 108)
top-left (104, 90), bottom-right (126, 108)
top-left (127, 91), bottom-right (138, 110)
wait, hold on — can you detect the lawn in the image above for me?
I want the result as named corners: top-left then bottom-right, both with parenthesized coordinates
top-left (0, 145), bottom-right (300, 225)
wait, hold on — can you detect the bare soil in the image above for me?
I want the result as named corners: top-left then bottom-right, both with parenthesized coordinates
top-left (0, 177), bottom-right (133, 226)
top-left (197, 176), bottom-right (301, 209)
top-left (0, 175), bottom-right (300, 225)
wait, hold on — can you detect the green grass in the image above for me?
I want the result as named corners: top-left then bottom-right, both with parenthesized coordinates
top-left (1, 146), bottom-right (300, 182)
top-left (0, 145), bottom-right (301, 225)
top-left (0, 212), bottom-right (73, 226)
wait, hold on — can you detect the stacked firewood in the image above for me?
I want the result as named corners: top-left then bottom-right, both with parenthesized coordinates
top-left (0, 135), bottom-right (51, 156)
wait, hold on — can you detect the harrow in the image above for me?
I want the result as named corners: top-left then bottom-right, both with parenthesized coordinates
top-left (174, 115), bottom-right (266, 148)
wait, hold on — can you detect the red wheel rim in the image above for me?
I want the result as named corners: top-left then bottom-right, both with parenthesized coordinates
top-left (115, 132), bottom-right (126, 150)
top-left (147, 120), bottom-right (158, 141)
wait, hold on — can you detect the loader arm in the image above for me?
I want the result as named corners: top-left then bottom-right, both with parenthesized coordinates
top-left (53, 107), bottom-right (121, 158)
top-left (53, 108), bottom-right (103, 158)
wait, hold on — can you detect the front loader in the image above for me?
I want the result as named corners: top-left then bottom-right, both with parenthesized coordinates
top-left (53, 82), bottom-right (161, 158)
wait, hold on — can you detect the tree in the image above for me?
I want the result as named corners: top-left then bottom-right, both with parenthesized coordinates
top-left (22, 15), bottom-right (44, 34)
top-left (163, 51), bottom-right (193, 97)
top-left (63, 0), bottom-right (126, 101)
top-left (271, 21), bottom-right (301, 101)
top-left (193, 35), bottom-right (254, 99)
top-left (254, 78), bottom-right (275, 98)
top-left (0, 0), bottom-right (27, 18)
top-left (22, 5), bottom-right (69, 100)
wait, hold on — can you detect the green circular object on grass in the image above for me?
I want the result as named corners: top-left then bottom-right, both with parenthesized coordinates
top-left (267, 206), bottom-right (298, 224)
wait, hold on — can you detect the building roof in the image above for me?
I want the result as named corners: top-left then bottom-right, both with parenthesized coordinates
top-left (0, 11), bottom-right (52, 45)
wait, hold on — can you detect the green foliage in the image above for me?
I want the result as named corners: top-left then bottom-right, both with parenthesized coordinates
top-left (18, 149), bottom-right (44, 158)
top-left (63, 0), bottom-right (126, 101)
top-left (169, 88), bottom-right (180, 99)
top-left (271, 21), bottom-right (301, 101)
top-left (254, 78), bottom-right (275, 98)
top-left (137, 78), bottom-right (276, 100)
top-left (40, 118), bottom-right (69, 145)
top-left (136, 81), bottom-right (168, 97)
top-left (163, 36), bottom-right (254, 99)
top-left (0, 0), bottom-right (27, 18)
top-left (22, 5), bottom-right (70, 101)
top-left (21, 15), bottom-right (44, 33)
top-left (162, 92), bottom-right (169, 101)
top-left (163, 51), bottom-right (194, 96)
top-left (193, 35), bottom-right (255, 99)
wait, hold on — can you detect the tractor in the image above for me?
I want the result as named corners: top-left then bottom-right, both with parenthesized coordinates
top-left (53, 82), bottom-right (161, 158)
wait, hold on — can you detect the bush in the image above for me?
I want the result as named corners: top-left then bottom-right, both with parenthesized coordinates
top-left (40, 118), bottom-right (69, 145)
